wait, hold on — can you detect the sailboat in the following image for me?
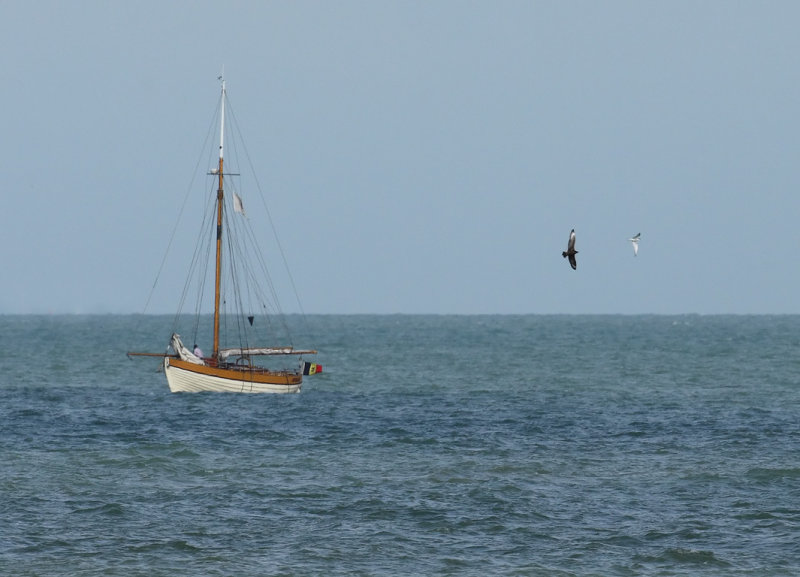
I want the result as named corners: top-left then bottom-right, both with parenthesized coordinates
top-left (130, 78), bottom-right (320, 393)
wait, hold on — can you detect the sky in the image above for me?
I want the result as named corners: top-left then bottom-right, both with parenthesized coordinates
top-left (2, 1), bottom-right (800, 315)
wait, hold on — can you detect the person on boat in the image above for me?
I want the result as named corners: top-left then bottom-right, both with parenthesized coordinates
top-left (193, 344), bottom-right (204, 359)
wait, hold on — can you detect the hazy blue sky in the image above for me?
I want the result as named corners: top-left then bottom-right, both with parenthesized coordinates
top-left (3, 1), bottom-right (799, 314)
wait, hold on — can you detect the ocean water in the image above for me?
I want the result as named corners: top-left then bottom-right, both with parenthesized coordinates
top-left (1, 314), bottom-right (799, 576)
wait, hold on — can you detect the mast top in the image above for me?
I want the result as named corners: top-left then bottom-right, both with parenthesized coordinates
top-left (218, 75), bottom-right (225, 161)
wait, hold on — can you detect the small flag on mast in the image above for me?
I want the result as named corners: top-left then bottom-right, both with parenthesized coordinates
top-left (233, 192), bottom-right (245, 215)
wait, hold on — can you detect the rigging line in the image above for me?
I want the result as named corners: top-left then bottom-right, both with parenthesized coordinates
top-left (222, 120), bottom-right (273, 339)
top-left (236, 199), bottom-right (282, 309)
top-left (228, 203), bottom-right (257, 350)
top-left (145, 95), bottom-right (221, 320)
top-left (176, 104), bottom-right (226, 342)
top-left (224, 206), bottom-right (250, 351)
top-left (226, 100), bottom-right (310, 330)
top-left (224, 194), bottom-right (290, 352)
top-left (230, 205), bottom-right (276, 351)
top-left (223, 99), bottom-right (293, 340)
top-left (172, 186), bottom-right (215, 338)
top-left (155, 97), bottom-right (222, 345)
top-left (237, 220), bottom-right (261, 326)
top-left (192, 197), bottom-right (216, 343)
top-left (241, 208), bottom-right (292, 341)
top-left (226, 190), bottom-right (290, 342)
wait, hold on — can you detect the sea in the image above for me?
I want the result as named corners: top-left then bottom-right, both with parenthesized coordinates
top-left (1, 314), bottom-right (799, 576)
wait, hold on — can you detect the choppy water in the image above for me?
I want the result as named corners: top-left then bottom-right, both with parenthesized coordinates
top-left (1, 314), bottom-right (799, 576)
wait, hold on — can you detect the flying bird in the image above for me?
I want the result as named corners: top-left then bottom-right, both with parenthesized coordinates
top-left (562, 229), bottom-right (578, 270)
top-left (628, 233), bottom-right (641, 256)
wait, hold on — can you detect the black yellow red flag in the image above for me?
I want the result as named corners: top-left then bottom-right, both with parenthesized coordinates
top-left (303, 362), bottom-right (322, 375)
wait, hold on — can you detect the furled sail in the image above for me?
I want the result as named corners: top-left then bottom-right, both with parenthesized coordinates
top-left (171, 334), bottom-right (205, 365)
top-left (219, 347), bottom-right (317, 359)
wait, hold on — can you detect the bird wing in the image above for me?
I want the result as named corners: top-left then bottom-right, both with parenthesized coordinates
top-left (568, 254), bottom-right (577, 270)
top-left (567, 229), bottom-right (576, 251)
top-left (629, 233), bottom-right (640, 256)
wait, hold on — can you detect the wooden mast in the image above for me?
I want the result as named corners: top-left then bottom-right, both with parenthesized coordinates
top-left (212, 78), bottom-right (225, 360)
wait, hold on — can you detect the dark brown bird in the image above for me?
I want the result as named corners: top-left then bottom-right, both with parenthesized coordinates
top-left (562, 228), bottom-right (577, 270)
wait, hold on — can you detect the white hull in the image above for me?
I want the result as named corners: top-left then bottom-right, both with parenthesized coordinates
top-left (164, 359), bottom-right (301, 394)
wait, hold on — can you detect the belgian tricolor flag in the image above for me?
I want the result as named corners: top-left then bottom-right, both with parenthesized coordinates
top-left (303, 362), bottom-right (322, 375)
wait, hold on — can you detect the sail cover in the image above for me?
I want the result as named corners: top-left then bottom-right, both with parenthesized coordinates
top-left (219, 347), bottom-right (314, 359)
top-left (171, 334), bottom-right (205, 365)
